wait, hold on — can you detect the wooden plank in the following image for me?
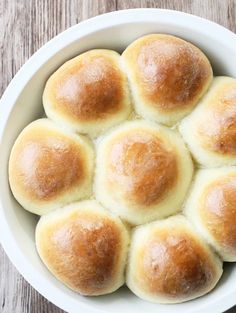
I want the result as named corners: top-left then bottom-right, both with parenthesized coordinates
top-left (117, 0), bottom-right (236, 32)
top-left (0, 0), bottom-right (236, 312)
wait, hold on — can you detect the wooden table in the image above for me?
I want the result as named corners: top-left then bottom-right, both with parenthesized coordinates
top-left (1, 1), bottom-right (236, 312)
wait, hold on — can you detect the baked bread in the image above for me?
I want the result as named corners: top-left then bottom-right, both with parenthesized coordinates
top-left (8, 34), bottom-right (232, 304)
top-left (94, 120), bottom-right (193, 225)
top-left (43, 49), bottom-right (131, 137)
top-left (122, 34), bottom-right (212, 126)
top-left (179, 76), bottom-right (236, 167)
top-left (126, 215), bottom-right (223, 303)
top-left (9, 118), bottom-right (94, 215)
top-left (185, 167), bottom-right (236, 261)
top-left (36, 200), bottom-right (130, 296)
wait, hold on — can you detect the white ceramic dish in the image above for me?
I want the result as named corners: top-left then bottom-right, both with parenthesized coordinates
top-left (1, 8), bottom-right (236, 313)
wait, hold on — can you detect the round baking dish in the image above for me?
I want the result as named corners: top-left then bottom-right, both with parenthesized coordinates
top-left (1, 9), bottom-right (236, 313)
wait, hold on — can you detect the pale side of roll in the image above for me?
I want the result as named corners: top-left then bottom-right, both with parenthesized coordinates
top-left (179, 76), bottom-right (236, 167)
top-left (36, 200), bottom-right (130, 296)
top-left (184, 167), bottom-right (236, 261)
top-left (94, 120), bottom-right (193, 225)
top-left (9, 118), bottom-right (94, 215)
top-left (127, 215), bottom-right (223, 303)
top-left (43, 49), bottom-right (132, 137)
top-left (121, 34), bottom-right (213, 126)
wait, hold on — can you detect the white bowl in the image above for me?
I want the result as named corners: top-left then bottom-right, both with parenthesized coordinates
top-left (1, 8), bottom-right (236, 313)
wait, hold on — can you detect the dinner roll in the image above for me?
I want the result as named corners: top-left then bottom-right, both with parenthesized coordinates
top-left (179, 76), bottom-right (236, 167)
top-left (127, 215), bottom-right (222, 303)
top-left (9, 119), bottom-right (94, 215)
top-left (121, 34), bottom-right (212, 126)
top-left (36, 200), bottom-right (130, 296)
top-left (94, 120), bottom-right (193, 225)
top-left (43, 49), bottom-right (131, 137)
top-left (185, 167), bottom-right (236, 261)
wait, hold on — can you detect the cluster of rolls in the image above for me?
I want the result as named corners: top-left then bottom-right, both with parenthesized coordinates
top-left (8, 33), bottom-right (236, 304)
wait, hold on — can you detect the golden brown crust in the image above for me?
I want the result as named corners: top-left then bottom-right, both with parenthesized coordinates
top-left (45, 50), bottom-right (126, 122)
top-left (123, 34), bottom-right (212, 111)
top-left (200, 175), bottom-right (236, 254)
top-left (106, 129), bottom-right (177, 206)
top-left (136, 227), bottom-right (217, 299)
top-left (37, 210), bottom-right (123, 295)
top-left (9, 126), bottom-right (87, 202)
top-left (196, 82), bottom-right (236, 154)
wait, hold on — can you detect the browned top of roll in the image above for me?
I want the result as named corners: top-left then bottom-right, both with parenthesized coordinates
top-left (9, 125), bottom-right (86, 202)
top-left (196, 80), bottom-right (236, 155)
top-left (37, 210), bottom-right (122, 295)
top-left (137, 226), bottom-right (217, 299)
top-left (106, 129), bottom-right (178, 206)
top-left (122, 34), bottom-right (212, 111)
top-left (44, 50), bottom-right (126, 121)
top-left (200, 175), bottom-right (236, 253)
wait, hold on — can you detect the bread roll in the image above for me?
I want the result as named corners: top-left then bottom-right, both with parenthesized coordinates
top-left (179, 76), bottom-right (236, 167)
top-left (94, 120), bottom-right (193, 225)
top-left (127, 215), bottom-right (222, 303)
top-left (185, 167), bottom-right (236, 261)
top-left (36, 200), bottom-right (130, 296)
top-left (9, 119), bottom-right (94, 215)
top-left (121, 34), bottom-right (212, 126)
top-left (43, 49), bottom-right (131, 137)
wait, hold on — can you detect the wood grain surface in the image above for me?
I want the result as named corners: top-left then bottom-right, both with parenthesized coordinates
top-left (1, 1), bottom-right (236, 312)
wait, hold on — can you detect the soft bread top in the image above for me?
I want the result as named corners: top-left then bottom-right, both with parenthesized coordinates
top-left (94, 120), bottom-right (193, 225)
top-left (126, 215), bottom-right (222, 303)
top-left (36, 200), bottom-right (130, 296)
top-left (43, 49), bottom-right (131, 137)
top-left (9, 119), bottom-right (94, 215)
top-left (122, 34), bottom-right (212, 126)
top-left (185, 167), bottom-right (236, 261)
top-left (179, 76), bottom-right (236, 167)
